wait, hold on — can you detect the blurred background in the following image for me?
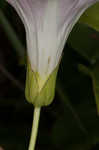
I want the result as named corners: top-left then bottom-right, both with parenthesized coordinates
top-left (0, 1), bottom-right (99, 150)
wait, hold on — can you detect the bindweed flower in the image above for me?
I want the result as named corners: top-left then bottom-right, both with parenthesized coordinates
top-left (6, 0), bottom-right (99, 106)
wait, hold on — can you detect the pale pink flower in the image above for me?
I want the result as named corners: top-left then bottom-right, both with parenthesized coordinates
top-left (6, 0), bottom-right (99, 80)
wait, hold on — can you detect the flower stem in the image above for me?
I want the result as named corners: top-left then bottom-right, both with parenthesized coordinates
top-left (28, 107), bottom-right (41, 150)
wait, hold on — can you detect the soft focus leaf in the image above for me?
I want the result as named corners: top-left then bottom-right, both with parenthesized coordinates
top-left (68, 23), bottom-right (99, 63)
top-left (79, 3), bottom-right (99, 32)
top-left (52, 102), bottom-right (99, 150)
top-left (78, 62), bottom-right (99, 115)
top-left (91, 61), bottom-right (99, 114)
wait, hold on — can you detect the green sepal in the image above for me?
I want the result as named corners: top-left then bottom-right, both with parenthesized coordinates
top-left (25, 61), bottom-right (59, 107)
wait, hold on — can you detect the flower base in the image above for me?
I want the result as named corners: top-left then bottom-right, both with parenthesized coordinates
top-left (25, 60), bottom-right (59, 107)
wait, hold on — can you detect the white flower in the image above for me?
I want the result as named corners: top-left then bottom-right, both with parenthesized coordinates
top-left (6, 0), bottom-right (99, 79)
top-left (6, 0), bottom-right (99, 106)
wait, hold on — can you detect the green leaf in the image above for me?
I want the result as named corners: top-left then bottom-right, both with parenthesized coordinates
top-left (52, 102), bottom-right (99, 150)
top-left (79, 2), bottom-right (99, 32)
top-left (68, 23), bottom-right (99, 63)
top-left (78, 62), bottom-right (99, 115)
top-left (91, 61), bottom-right (99, 114)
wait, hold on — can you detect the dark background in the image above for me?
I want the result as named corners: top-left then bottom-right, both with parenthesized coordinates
top-left (0, 1), bottom-right (99, 150)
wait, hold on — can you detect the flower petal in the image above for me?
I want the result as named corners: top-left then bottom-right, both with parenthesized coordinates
top-left (6, 0), bottom-right (99, 79)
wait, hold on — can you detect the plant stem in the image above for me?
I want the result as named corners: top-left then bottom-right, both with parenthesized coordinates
top-left (28, 107), bottom-right (41, 150)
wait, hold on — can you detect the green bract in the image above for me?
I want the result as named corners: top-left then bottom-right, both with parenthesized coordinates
top-left (25, 60), bottom-right (59, 107)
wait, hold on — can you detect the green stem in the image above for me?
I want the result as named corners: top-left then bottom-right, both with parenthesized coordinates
top-left (28, 107), bottom-right (41, 150)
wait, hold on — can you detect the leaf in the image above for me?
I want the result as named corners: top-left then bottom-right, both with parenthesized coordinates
top-left (79, 3), bottom-right (99, 32)
top-left (68, 23), bottom-right (99, 63)
top-left (78, 62), bottom-right (99, 115)
top-left (52, 102), bottom-right (99, 150)
top-left (91, 61), bottom-right (99, 114)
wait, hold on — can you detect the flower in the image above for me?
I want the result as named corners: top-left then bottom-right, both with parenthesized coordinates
top-left (6, 0), bottom-right (99, 106)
